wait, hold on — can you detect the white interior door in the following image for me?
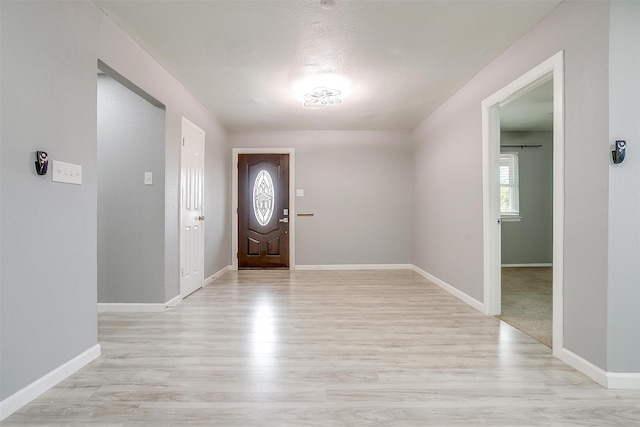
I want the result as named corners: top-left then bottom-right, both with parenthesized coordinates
top-left (180, 117), bottom-right (205, 297)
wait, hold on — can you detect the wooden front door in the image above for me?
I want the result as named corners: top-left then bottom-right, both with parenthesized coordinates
top-left (238, 154), bottom-right (290, 269)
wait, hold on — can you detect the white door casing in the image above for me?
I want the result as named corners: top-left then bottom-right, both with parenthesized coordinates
top-left (482, 51), bottom-right (565, 353)
top-left (180, 117), bottom-right (205, 297)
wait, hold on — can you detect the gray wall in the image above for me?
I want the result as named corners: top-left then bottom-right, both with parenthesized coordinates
top-left (500, 131), bottom-right (553, 265)
top-left (0, 0), bottom-right (230, 402)
top-left (411, 1), bottom-right (610, 369)
top-left (230, 131), bottom-right (413, 266)
top-left (1, 1), bottom-right (99, 398)
top-left (607, 0), bottom-right (640, 373)
top-left (97, 11), bottom-right (230, 302)
top-left (97, 74), bottom-right (166, 303)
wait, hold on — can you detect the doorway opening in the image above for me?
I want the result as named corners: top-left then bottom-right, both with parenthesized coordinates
top-left (497, 80), bottom-right (554, 347)
top-left (232, 148), bottom-right (295, 270)
top-left (482, 51), bottom-right (565, 354)
top-left (97, 61), bottom-right (166, 305)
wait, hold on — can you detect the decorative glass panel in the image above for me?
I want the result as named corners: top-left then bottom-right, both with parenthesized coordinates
top-left (253, 170), bottom-right (275, 226)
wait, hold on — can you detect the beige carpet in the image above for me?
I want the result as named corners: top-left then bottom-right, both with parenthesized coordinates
top-left (497, 267), bottom-right (552, 348)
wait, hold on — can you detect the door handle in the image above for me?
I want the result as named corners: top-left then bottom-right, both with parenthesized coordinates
top-left (198, 215), bottom-right (205, 221)
top-left (278, 218), bottom-right (289, 223)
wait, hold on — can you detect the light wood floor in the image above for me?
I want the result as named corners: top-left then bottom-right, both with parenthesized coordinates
top-left (4, 270), bottom-right (640, 426)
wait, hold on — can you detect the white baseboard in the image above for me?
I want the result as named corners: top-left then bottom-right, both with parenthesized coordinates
top-left (0, 343), bottom-right (101, 421)
top-left (555, 347), bottom-right (640, 389)
top-left (411, 265), bottom-right (485, 313)
top-left (555, 347), bottom-right (608, 388)
top-left (165, 294), bottom-right (182, 308)
top-left (501, 263), bottom-right (553, 267)
top-left (97, 303), bottom-right (166, 313)
top-left (204, 265), bottom-right (232, 286)
top-left (607, 373), bottom-right (640, 389)
top-left (295, 264), bottom-right (414, 271)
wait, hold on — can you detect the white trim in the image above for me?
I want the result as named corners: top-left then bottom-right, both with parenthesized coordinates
top-left (165, 294), bottom-right (183, 308)
top-left (296, 264), bottom-right (414, 271)
top-left (411, 265), bottom-right (486, 313)
top-left (0, 344), bottom-right (101, 421)
top-left (97, 303), bottom-right (166, 313)
top-left (550, 52), bottom-right (566, 354)
top-left (554, 343), bottom-right (640, 389)
top-left (203, 265), bottom-right (231, 286)
top-left (232, 148), bottom-right (295, 270)
top-left (556, 347), bottom-right (608, 388)
top-left (501, 263), bottom-right (553, 267)
top-left (607, 373), bottom-right (640, 390)
top-left (481, 51), bottom-right (565, 355)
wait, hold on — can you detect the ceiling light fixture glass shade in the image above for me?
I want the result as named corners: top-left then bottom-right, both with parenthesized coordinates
top-left (303, 87), bottom-right (342, 109)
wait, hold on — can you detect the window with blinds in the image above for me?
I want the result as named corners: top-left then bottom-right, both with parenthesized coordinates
top-left (499, 153), bottom-right (520, 217)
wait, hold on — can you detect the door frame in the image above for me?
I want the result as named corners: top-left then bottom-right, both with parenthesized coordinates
top-left (232, 148), bottom-right (295, 270)
top-left (481, 51), bottom-right (565, 353)
top-left (179, 116), bottom-right (205, 297)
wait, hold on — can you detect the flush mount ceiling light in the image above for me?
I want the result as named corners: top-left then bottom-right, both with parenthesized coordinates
top-left (303, 87), bottom-right (342, 109)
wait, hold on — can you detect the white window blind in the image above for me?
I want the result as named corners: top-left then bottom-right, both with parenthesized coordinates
top-left (499, 153), bottom-right (520, 216)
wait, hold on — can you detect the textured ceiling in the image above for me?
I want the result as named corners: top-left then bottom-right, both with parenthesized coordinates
top-left (94, 0), bottom-right (562, 132)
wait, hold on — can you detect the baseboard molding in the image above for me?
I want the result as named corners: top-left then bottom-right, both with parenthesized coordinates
top-left (411, 265), bottom-right (485, 313)
top-left (501, 263), bottom-right (553, 267)
top-left (607, 373), bottom-right (640, 389)
top-left (555, 347), bottom-right (608, 388)
top-left (97, 303), bottom-right (166, 313)
top-left (557, 354), bottom-right (640, 389)
top-left (204, 265), bottom-right (232, 286)
top-left (295, 264), bottom-right (414, 271)
top-left (165, 294), bottom-right (182, 308)
top-left (0, 343), bottom-right (101, 421)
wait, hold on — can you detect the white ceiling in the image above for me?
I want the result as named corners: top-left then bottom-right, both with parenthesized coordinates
top-left (500, 79), bottom-right (554, 131)
top-left (94, 0), bottom-right (562, 132)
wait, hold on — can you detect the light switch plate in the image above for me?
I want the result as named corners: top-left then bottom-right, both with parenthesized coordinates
top-left (144, 172), bottom-right (153, 185)
top-left (296, 189), bottom-right (304, 197)
top-left (52, 160), bottom-right (82, 185)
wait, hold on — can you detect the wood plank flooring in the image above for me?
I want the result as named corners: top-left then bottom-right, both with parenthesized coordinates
top-left (4, 270), bottom-right (640, 426)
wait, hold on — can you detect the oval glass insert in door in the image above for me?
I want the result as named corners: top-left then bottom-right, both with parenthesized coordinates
top-left (253, 169), bottom-right (275, 226)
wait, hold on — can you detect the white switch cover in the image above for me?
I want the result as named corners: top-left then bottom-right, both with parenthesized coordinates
top-left (144, 172), bottom-right (153, 185)
top-left (52, 160), bottom-right (82, 185)
top-left (296, 189), bottom-right (304, 197)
